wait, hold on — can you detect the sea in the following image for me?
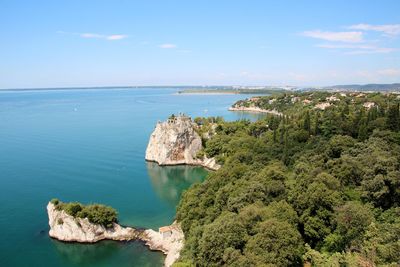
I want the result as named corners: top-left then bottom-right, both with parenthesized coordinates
top-left (0, 87), bottom-right (265, 267)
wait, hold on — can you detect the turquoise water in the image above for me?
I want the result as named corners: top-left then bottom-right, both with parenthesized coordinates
top-left (0, 88), bottom-right (263, 267)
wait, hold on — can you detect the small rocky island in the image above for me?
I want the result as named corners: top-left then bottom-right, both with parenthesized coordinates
top-left (145, 114), bottom-right (220, 170)
top-left (47, 199), bottom-right (183, 267)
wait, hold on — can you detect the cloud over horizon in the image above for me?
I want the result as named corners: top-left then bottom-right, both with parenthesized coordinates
top-left (348, 23), bottom-right (400, 36)
top-left (303, 24), bottom-right (399, 55)
top-left (301, 30), bottom-right (364, 43)
top-left (159, 43), bottom-right (177, 49)
top-left (316, 43), bottom-right (396, 54)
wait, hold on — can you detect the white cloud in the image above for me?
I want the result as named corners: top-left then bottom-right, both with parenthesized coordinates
top-left (316, 44), bottom-right (373, 49)
top-left (80, 33), bottom-right (103, 39)
top-left (80, 33), bottom-right (128, 40)
top-left (159, 43), bottom-right (177, 49)
top-left (106, 34), bottom-right (128, 40)
top-left (348, 24), bottom-right (400, 36)
top-left (302, 30), bottom-right (363, 43)
top-left (378, 68), bottom-right (400, 76)
top-left (345, 47), bottom-right (396, 55)
top-left (316, 43), bottom-right (396, 54)
top-left (58, 31), bottom-right (128, 41)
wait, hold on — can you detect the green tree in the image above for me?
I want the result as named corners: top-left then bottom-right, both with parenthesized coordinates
top-left (324, 202), bottom-right (373, 252)
top-left (198, 212), bottom-right (247, 266)
top-left (304, 110), bottom-right (311, 135)
top-left (386, 103), bottom-right (399, 131)
top-left (244, 219), bottom-right (303, 266)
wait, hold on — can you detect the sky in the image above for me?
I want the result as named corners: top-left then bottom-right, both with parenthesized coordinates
top-left (1, 0), bottom-right (400, 89)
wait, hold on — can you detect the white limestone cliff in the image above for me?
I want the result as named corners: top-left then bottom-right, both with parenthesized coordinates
top-left (47, 202), bottom-right (138, 243)
top-left (145, 115), bottom-right (220, 171)
top-left (47, 202), bottom-right (184, 267)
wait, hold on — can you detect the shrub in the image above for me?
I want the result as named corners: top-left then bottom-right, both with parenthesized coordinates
top-left (50, 198), bottom-right (59, 205)
top-left (63, 202), bottom-right (83, 217)
top-left (77, 204), bottom-right (118, 228)
top-left (50, 199), bottom-right (118, 228)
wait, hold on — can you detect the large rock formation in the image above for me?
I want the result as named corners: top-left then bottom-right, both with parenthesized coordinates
top-left (47, 202), bottom-right (139, 242)
top-left (145, 115), bottom-right (220, 170)
top-left (47, 201), bottom-right (184, 267)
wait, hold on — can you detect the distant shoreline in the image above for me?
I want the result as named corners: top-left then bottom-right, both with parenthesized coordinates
top-left (0, 86), bottom-right (184, 92)
top-left (177, 89), bottom-right (280, 95)
top-left (174, 92), bottom-right (240, 95)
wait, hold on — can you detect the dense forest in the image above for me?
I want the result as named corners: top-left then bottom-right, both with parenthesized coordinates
top-left (174, 92), bottom-right (400, 267)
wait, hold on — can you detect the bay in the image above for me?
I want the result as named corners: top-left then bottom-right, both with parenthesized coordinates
top-left (0, 88), bottom-right (264, 266)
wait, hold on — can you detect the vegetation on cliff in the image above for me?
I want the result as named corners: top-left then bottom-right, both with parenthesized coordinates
top-left (50, 199), bottom-right (118, 228)
top-left (174, 92), bottom-right (400, 266)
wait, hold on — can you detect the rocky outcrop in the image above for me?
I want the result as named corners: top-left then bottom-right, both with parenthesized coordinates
top-left (47, 202), bottom-right (139, 242)
top-left (145, 115), bottom-right (220, 170)
top-left (143, 222), bottom-right (184, 267)
top-left (47, 202), bottom-right (184, 267)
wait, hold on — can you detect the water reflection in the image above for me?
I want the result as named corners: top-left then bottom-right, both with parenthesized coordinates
top-left (146, 162), bottom-right (208, 207)
top-left (229, 110), bottom-right (267, 121)
top-left (52, 239), bottom-right (164, 267)
top-left (52, 239), bottom-right (121, 265)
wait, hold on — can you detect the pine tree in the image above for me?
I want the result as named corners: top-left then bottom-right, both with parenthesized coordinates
top-left (358, 118), bottom-right (368, 141)
top-left (314, 112), bottom-right (321, 135)
top-left (386, 103), bottom-right (400, 131)
top-left (303, 111), bottom-right (311, 135)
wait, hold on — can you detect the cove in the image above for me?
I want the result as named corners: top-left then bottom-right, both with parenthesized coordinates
top-left (0, 87), bottom-right (265, 266)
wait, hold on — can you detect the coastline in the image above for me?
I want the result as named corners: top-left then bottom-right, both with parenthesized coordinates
top-left (143, 223), bottom-right (184, 267)
top-left (229, 106), bottom-right (283, 116)
top-left (174, 92), bottom-right (240, 95)
top-left (145, 158), bottom-right (220, 171)
top-left (47, 202), bottom-right (183, 267)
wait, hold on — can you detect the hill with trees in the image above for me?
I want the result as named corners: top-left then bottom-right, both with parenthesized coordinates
top-left (173, 92), bottom-right (400, 266)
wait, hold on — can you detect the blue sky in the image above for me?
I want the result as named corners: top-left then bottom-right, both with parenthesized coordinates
top-left (1, 0), bottom-right (400, 89)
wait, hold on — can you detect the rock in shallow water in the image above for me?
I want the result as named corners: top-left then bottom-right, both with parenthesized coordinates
top-left (47, 203), bottom-right (139, 243)
top-left (47, 202), bottom-right (184, 267)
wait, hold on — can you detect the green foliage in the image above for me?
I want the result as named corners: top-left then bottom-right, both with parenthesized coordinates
top-left (303, 244), bottom-right (370, 267)
top-left (77, 204), bottom-right (118, 228)
top-left (171, 262), bottom-right (194, 267)
top-left (387, 103), bottom-right (400, 131)
top-left (244, 219), bottom-right (303, 266)
top-left (52, 200), bottom-right (118, 228)
top-left (63, 202), bottom-right (83, 217)
top-left (177, 92), bottom-right (400, 266)
top-left (50, 198), bottom-right (60, 205)
top-left (197, 212), bottom-right (246, 265)
top-left (324, 202), bottom-right (374, 252)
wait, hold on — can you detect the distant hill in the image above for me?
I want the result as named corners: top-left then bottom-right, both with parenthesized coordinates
top-left (324, 83), bottom-right (400, 92)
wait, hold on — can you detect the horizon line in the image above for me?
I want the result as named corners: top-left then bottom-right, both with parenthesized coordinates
top-left (1, 83), bottom-right (400, 91)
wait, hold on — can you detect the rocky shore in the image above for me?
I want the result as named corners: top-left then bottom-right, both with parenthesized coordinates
top-left (229, 106), bottom-right (283, 116)
top-left (145, 115), bottom-right (220, 171)
top-left (47, 202), bottom-right (183, 267)
top-left (143, 223), bottom-right (184, 267)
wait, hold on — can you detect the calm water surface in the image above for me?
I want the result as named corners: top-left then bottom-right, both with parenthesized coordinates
top-left (0, 88), bottom-right (264, 266)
